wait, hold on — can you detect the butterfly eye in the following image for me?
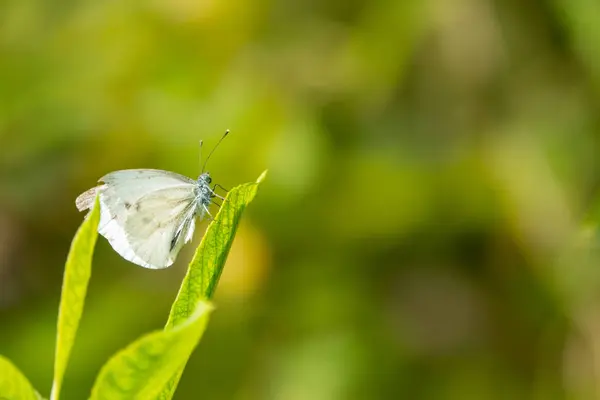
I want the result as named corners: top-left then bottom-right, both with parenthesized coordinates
top-left (206, 176), bottom-right (212, 184)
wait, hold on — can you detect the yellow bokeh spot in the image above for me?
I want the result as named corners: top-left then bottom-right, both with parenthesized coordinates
top-left (218, 220), bottom-right (270, 299)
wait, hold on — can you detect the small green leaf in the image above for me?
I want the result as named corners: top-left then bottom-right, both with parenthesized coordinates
top-left (89, 300), bottom-right (213, 400)
top-left (157, 171), bottom-right (266, 399)
top-left (166, 170), bottom-right (266, 328)
top-left (0, 355), bottom-right (43, 400)
top-left (50, 196), bottom-right (100, 400)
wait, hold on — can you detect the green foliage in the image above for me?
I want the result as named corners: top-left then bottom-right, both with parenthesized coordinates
top-left (158, 170), bottom-right (267, 399)
top-left (51, 196), bottom-right (101, 400)
top-left (90, 301), bottom-right (213, 400)
top-left (0, 173), bottom-right (264, 399)
top-left (167, 170), bottom-right (267, 327)
top-left (0, 355), bottom-right (42, 400)
top-left (5, 0), bottom-right (600, 397)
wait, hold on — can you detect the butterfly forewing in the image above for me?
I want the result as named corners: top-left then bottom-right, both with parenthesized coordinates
top-left (76, 169), bottom-right (201, 269)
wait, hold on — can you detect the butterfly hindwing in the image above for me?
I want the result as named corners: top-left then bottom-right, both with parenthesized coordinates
top-left (119, 186), bottom-right (197, 269)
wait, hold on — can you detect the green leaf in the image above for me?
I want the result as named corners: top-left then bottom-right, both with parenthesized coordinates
top-left (0, 355), bottom-right (43, 400)
top-left (166, 170), bottom-right (267, 327)
top-left (157, 171), bottom-right (266, 399)
top-left (50, 196), bottom-right (100, 400)
top-left (89, 300), bottom-right (213, 400)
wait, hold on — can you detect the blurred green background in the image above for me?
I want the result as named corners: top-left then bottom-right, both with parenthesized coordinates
top-left (2, 0), bottom-right (600, 399)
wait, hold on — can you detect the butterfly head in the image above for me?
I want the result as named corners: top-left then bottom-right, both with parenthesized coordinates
top-left (197, 172), bottom-right (212, 185)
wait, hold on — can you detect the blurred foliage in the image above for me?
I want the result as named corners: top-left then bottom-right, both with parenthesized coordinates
top-left (90, 299), bottom-right (212, 400)
top-left (0, 355), bottom-right (41, 400)
top-left (2, 0), bottom-right (600, 399)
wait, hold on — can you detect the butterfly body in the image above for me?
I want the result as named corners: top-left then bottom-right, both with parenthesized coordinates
top-left (76, 169), bottom-right (220, 269)
top-left (194, 172), bottom-right (214, 216)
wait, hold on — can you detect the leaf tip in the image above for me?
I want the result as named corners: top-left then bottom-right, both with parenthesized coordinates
top-left (256, 170), bottom-right (268, 184)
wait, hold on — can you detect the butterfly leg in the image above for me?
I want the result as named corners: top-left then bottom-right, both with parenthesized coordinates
top-left (203, 204), bottom-right (214, 220)
top-left (211, 184), bottom-right (227, 200)
top-left (214, 183), bottom-right (230, 192)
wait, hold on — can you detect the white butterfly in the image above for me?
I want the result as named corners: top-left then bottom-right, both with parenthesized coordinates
top-left (75, 134), bottom-right (228, 269)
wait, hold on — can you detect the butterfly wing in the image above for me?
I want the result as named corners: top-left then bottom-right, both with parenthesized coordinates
top-left (76, 169), bottom-right (199, 269)
top-left (118, 186), bottom-right (198, 269)
top-left (76, 169), bottom-right (197, 211)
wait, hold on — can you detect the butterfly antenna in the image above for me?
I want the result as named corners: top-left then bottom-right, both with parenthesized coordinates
top-left (198, 140), bottom-right (204, 171)
top-left (202, 129), bottom-right (229, 172)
